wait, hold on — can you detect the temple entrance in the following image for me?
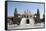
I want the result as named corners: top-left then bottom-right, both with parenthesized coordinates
top-left (26, 19), bottom-right (30, 24)
top-left (26, 16), bottom-right (30, 24)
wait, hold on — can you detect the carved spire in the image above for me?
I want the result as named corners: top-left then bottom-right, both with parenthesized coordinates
top-left (14, 8), bottom-right (17, 16)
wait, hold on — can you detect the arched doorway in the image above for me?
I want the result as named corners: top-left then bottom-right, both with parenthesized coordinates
top-left (26, 16), bottom-right (30, 24)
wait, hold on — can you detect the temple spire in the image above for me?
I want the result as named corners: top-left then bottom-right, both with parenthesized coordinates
top-left (14, 8), bottom-right (17, 16)
top-left (37, 9), bottom-right (40, 19)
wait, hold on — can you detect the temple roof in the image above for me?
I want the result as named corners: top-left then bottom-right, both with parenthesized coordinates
top-left (23, 9), bottom-right (32, 16)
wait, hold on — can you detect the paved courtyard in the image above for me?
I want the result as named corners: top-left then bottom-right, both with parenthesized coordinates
top-left (8, 22), bottom-right (44, 30)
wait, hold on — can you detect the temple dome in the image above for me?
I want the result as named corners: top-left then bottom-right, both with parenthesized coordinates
top-left (24, 9), bottom-right (32, 16)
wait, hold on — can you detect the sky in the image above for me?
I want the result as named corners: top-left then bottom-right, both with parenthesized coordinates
top-left (7, 2), bottom-right (44, 18)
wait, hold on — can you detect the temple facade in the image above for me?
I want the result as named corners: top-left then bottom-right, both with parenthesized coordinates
top-left (8, 8), bottom-right (45, 25)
